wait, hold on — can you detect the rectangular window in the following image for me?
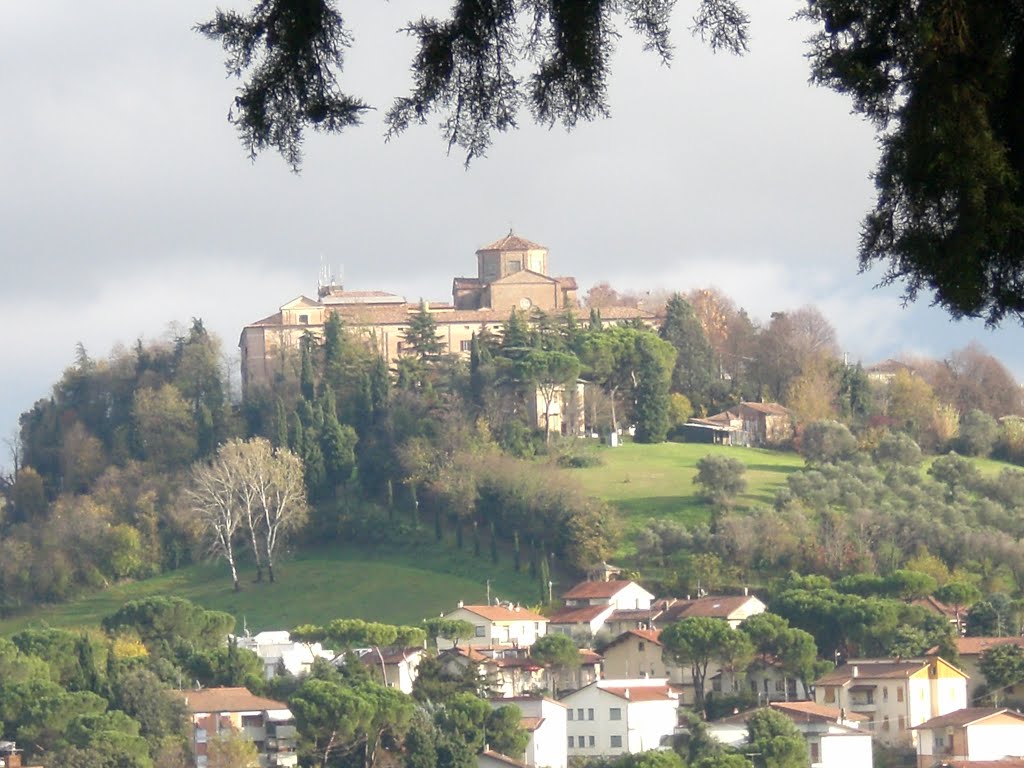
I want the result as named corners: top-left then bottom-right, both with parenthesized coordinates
top-left (898, 716), bottom-right (906, 731)
top-left (475, 626), bottom-right (486, 637)
top-left (610, 736), bottom-right (623, 749)
top-left (588, 709), bottom-right (594, 721)
top-left (609, 708), bottom-right (622, 721)
top-left (883, 717), bottom-right (890, 732)
top-left (567, 710), bottom-right (574, 721)
top-left (196, 728), bottom-right (208, 744)
top-left (883, 687), bottom-right (889, 702)
top-left (567, 737), bottom-right (574, 748)
top-left (897, 687), bottom-right (904, 703)
top-left (509, 260), bottom-right (522, 272)
top-left (577, 709), bottom-right (584, 721)
top-left (459, 340), bottom-right (472, 352)
top-left (241, 715), bottom-right (263, 728)
top-left (775, 679), bottom-right (785, 693)
top-left (638, 642), bottom-right (645, 651)
top-left (589, 736), bottom-right (595, 747)
top-left (298, 314), bottom-right (309, 324)
top-left (810, 744), bottom-right (819, 762)
top-left (824, 687), bottom-right (836, 704)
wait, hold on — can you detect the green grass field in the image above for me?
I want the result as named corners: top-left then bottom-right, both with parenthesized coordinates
top-left (0, 543), bottom-right (539, 637)
top-left (568, 441), bottom-right (805, 550)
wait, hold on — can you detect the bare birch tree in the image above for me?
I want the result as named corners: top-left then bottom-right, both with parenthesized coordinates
top-left (189, 437), bottom-right (307, 589)
top-left (186, 450), bottom-right (244, 591)
top-left (249, 439), bottom-right (306, 583)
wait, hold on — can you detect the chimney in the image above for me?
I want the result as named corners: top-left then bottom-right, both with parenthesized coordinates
top-left (457, 600), bottom-right (464, 609)
top-left (743, 586), bottom-right (749, 597)
top-left (624, 688), bottom-right (630, 699)
top-left (852, 665), bottom-right (858, 678)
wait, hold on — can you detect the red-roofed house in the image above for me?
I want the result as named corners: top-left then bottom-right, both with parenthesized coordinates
top-left (439, 603), bottom-right (548, 650)
top-left (913, 708), bottom-right (1024, 768)
top-left (176, 687), bottom-right (297, 768)
top-left (549, 581), bottom-right (655, 641)
top-left (561, 679), bottom-right (679, 757)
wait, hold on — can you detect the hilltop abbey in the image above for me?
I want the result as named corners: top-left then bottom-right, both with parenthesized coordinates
top-left (239, 232), bottom-right (656, 394)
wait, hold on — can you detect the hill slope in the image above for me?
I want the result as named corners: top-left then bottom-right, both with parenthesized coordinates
top-left (0, 543), bottom-right (539, 636)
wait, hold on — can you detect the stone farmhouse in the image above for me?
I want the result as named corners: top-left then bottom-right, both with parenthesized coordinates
top-left (239, 232), bottom-right (658, 404)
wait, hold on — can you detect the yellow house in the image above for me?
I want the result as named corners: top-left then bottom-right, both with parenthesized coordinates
top-left (814, 657), bottom-right (969, 748)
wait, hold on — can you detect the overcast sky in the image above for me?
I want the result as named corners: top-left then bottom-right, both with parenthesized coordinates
top-left (3, 1), bottom-right (1023, 464)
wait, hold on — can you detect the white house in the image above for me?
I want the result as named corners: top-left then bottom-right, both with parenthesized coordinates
top-left (490, 696), bottom-right (568, 768)
top-left (814, 658), bottom-right (968, 748)
top-left (232, 631), bottom-right (336, 679)
top-left (561, 580), bottom-right (655, 612)
top-left (439, 645), bottom-right (545, 698)
top-left (561, 678), bottom-right (679, 757)
top-left (707, 702), bottom-right (872, 768)
top-left (912, 707), bottom-right (1024, 768)
top-left (548, 580), bottom-right (655, 641)
top-left (358, 647), bottom-right (425, 694)
top-left (438, 603), bottom-right (548, 650)
top-left (928, 637), bottom-right (1024, 704)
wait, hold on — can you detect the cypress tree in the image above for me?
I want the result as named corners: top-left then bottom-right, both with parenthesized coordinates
top-left (300, 336), bottom-right (316, 401)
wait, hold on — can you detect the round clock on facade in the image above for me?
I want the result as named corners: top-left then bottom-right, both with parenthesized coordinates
top-left (519, 297), bottom-right (532, 309)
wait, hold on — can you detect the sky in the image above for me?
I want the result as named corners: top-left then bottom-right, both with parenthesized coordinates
top-left (3, 1), bottom-right (1024, 466)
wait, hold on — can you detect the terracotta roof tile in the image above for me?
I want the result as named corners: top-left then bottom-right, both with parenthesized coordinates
top-left (520, 716), bottom-right (544, 732)
top-left (601, 684), bottom-right (675, 702)
top-left (563, 580), bottom-right (640, 599)
top-left (177, 687), bottom-right (288, 714)
top-left (739, 401), bottom-right (791, 416)
top-left (952, 637), bottom-right (1024, 656)
top-left (607, 629), bottom-right (663, 649)
top-left (913, 708), bottom-right (1024, 730)
top-left (815, 660), bottom-right (933, 685)
top-left (478, 233), bottom-right (546, 252)
top-left (548, 605), bottom-right (613, 624)
top-left (459, 605), bottom-right (547, 622)
top-left (770, 701), bottom-right (869, 723)
top-left (660, 595), bottom-right (758, 622)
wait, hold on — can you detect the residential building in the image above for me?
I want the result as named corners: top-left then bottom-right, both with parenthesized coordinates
top-left (233, 630), bottom-right (336, 680)
top-left (707, 703), bottom-right (873, 768)
top-left (927, 637), bottom-right (1024, 704)
top-left (688, 403), bottom-right (794, 447)
top-left (912, 707), bottom-right (1024, 768)
top-left (439, 645), bottom-right (545, 698)
top-left (177, 687), bottom-right (298, 768)
top-left (814, 658), bottom-right (969, 748)
top-left (552, 649), bottom-right (603, 694)
top-left (601, 629), bottom-right (673, 682)
top-left (239, 233), bottom-right (657, 397)
top-left (658, 594), bottom-right (766, 629)
top-left (490, 696), bottom-right (568, 768)
top-left (562, 678), bottom-right (680, 757)
top-left (438, 603), bottom-right (548, 650)
top-left (548, 580), bottom-right (655, 641)
top-left (359, 646), bottom-right (425, 694)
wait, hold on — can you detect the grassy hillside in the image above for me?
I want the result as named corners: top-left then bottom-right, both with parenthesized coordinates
top-left (0, 543), bottom-right (539, 637)
top-left (568, 442), bottom-right (804, 547)
top-left (567, 441), bottom-right (1021, 556)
